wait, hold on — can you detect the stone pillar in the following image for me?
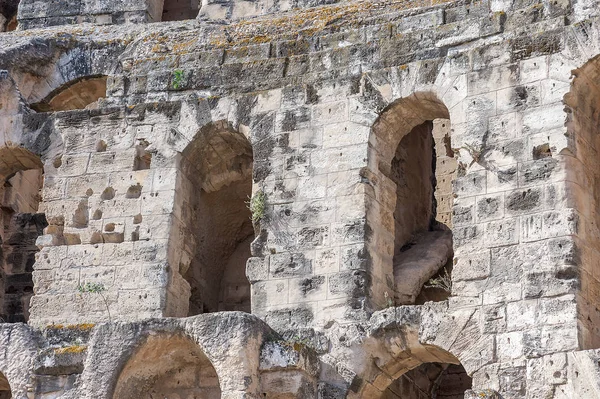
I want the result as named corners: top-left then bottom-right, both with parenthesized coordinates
top-left (243, 88), bottom-right (374, 331)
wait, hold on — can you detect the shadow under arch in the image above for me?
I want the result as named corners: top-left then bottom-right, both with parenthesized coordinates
top-left (112, 332), bottom-right (221, 398)
top-left (563, 53), bottom-right (600, 350)
top-left (0, 371), bottom-right (10, 399)
top-left (175, 120), bottom-right (255, 315)
top-left (363, 351), bottom-right (472, 399)
top-left (371, 92), bottom-right (451, 172)
top-left (0, 145), bottom-right (46, 323)
top-left (30, 75), bottom-right (108, 112)
top-left (77, 313), bottom-right (271, 399)
top-left (347, 307), bottom-right (472, 399)
top-left (367, 92), bottom-right (457, 308)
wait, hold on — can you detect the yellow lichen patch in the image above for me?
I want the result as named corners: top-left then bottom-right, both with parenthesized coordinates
top-left (173, 39), bottom-right (197, 53)
top-left (46, 323), bottom-right (96, 331)
top-left (53, 345), bottom-right (88, 355)
top-left (206, 0), bottom-right (462, 48)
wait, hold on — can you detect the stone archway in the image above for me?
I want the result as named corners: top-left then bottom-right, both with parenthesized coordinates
top-left (30, 76), bottom-right (107, 112)
top-left (381, 362), bottom-right (471, 399)
top-left (113, 333), bottom-right (221, 398)
top-left (368, 92), bottom-right (457, 307)
top-left (176, 122), bottom-right (254, 315)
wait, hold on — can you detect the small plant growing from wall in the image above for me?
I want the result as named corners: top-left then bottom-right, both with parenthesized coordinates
top-left (424, 268), bottom-right (452, 293)
top-left (384, 291), bottom-right (394, 308)
top-left (248, 190), bottom-right (267, 226)
top-left (77, 282), bottom-right (111, 322)
top-left (171, 69), bottom-right (184, 90)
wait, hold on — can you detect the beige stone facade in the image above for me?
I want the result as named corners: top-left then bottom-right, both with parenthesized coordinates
top-left (0, 0), bottom-right (599, 397)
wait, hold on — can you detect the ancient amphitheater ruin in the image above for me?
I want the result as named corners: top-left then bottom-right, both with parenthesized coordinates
top-left (0, 0), bottom-right (599, 397)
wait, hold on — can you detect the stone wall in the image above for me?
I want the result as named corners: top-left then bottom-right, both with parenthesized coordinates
top-left (0, 0), bottom-right (600, 397)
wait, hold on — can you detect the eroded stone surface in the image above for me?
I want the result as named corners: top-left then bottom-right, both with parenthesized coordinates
top-left (0, 0), bottom-right (598, 397)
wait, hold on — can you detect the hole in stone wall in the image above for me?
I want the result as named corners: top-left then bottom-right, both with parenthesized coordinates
top-left (126, 184), bottom-right (142, 199)
top-left (532, 143), bottom-right (552, 160)
top-left (53, 157), bottom-right (62, 169)
top-left (131, 227), bottom-right (140, 242)
top-left (133, 141), bottom-right (152, 171)
top-left (179, 124), bottom-right (254, 315)
top-left (113, 334), bottom-right (221, 399)
top-left (101, 187), bottom-right (115, 201)
top-left (92, 209), bottom-right (103, 220)
top-left (160, 0), bottom-right (200, 22)
top-left (30, 76), bottom-right (108, 112)
top-left (382, 362), bottom-right (472, 399)
top-left (96, 140), bottom-right (107, 152)
top-left (0, 147), bottom-right (46, 323)
top-left (72, 199), bottom-right (89, 228)
top-left (90, 232), bottom-right (103, 245)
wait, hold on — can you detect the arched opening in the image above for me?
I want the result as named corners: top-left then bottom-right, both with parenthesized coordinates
top-left (29, 76), bottom-right (107, 112)
top-left (178, 123), bottom-right (254, 315)
top-left (564, 54), bottom-right (600, 349)
top-left (161, 0), bottom-right (200, 21)
top-left (113, 334), bottom-right (221, 398)
top-left (370, 93), bottom-right (456, 307)
top-left (355, 342), bottom-right (471, 399)
top-left (0, 0), bottom-right (19, 32)
top-left (0, 371), bottom-right (11, 399)
top-left (0, 146), bottom-right (46, 323)
top-left (382, 363), bottom-right (471, 399)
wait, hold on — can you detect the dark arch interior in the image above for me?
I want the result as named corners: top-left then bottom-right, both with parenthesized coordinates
top-left (161, 0), bottom-right (200, 21)
top-left (0, 0), bottom-right (19, 31)
top-left (565, 55), bottom-right (600, 349)
top-left (0, 147), bottom-right (46, 323)
top-left (113, 334), bottom-right (221, 398)
top-left (30, 76), bottom-right (107, 112)
top-left (383, 363), bottom-right (472, 399)
top-left (179, 124), bottom-right (254, 315)
top-left (390, 118), bottom-right (457, 305)
top-left (0, 371), bottom-right (10, 399)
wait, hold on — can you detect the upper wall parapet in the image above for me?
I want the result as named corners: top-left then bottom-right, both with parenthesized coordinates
top-left (15, 0), bottom-right (453, 29)
top-left (14, 0), bottom-right (581, 30)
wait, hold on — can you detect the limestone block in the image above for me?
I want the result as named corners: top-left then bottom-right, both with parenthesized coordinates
top-left (246, 257), bottom-right (269, 283)
top-left (314, 247), bottom-right (340, 275)
top-left (484, 218), bottom-right (519, 247)
top-left (453, 250), bottom-right (490, 282)
top-left (260, 341), bottom-right (319, 376)
top-left (252, 280), bottom-right (290, 311)
top-left (269, 253), bottom-right (313, 279)
top-left (289, 275), bottom-right (327, 303)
